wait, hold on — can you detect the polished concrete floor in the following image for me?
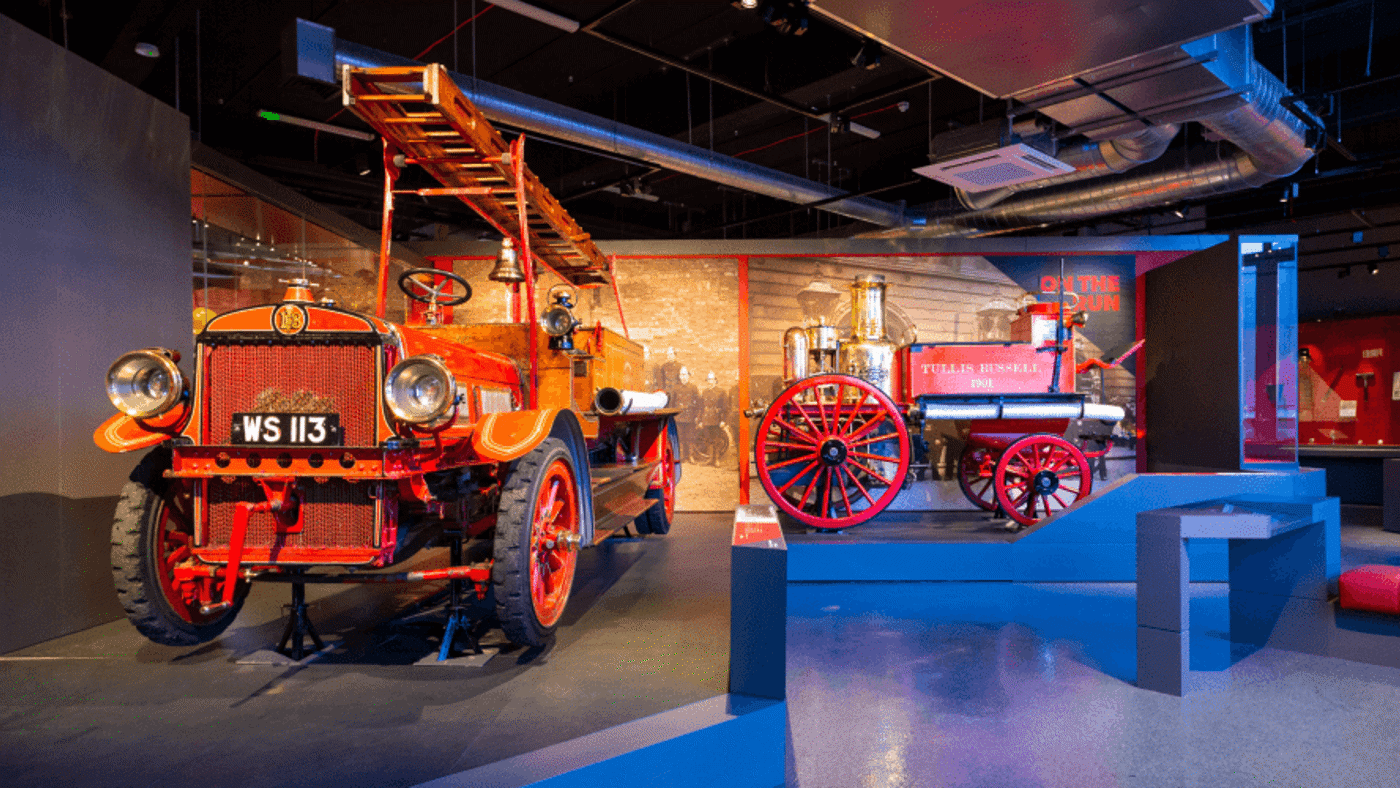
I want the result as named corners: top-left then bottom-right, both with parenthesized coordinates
top-left (786, 507), bottom-right (1400, 788)
top-left (0, 513), bottom-right (733, 788)
top-left (6, 507), bottom-right (1400, 788)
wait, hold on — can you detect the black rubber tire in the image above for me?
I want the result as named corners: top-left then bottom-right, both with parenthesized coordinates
top-left (634, 427), bottom-right (677, 536)
top-left (111, 447), bottom-right (246, 646)
top-left (492, 438), bottom-right (580, 648)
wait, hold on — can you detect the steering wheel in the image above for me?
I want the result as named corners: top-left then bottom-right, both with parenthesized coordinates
top-left (398, 268), bottom-right (472, 306)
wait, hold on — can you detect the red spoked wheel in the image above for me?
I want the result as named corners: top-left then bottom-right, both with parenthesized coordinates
top-left (494, 438), bottom-right (582, 647)
top-left (112, 448), bottom-right (246, 646)
top-left (528, 459), bottom-right (579, 627)
top-left (755, 374), bottom-right (911, 530)
top-left (635, 423), bottom-right (676, 535)
top-left (992, 433), bottom-right (1093, 527)
top-left (956, 445), bottom-right (999, 511)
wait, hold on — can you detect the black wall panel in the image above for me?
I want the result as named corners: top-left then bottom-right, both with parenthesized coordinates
top-left (1144, 242), bottom-right (1241, 472)
top-left (0, 17), bottom-right (191, 653)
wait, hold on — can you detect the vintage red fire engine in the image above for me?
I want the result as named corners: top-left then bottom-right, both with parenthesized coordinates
top-left (756, 273), bottom-right (1132, 530)
top-left (95, 65), bottom-right (678, 655)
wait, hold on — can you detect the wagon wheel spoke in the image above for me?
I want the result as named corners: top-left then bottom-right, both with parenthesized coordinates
top-left (844, 409), bottom-right (890, 443)
top-left (835, 471), bottom-right (855, 519)
top-left (848, 432), bottom-right (899, 450)
top-left (794, 402), bottom-right (825, 438)
top-left (838, 388), bottom-right (868, 434)
top-left (777, 460), bottom-right (820, 496)
top-left (841, 465), bottom-right (876, 507)
top-left (766, 452), bottom-right (821, 472)
top-left (772, 417), bottom-right (819, 445)
top-left (846, 458), bottom-right (894, 487)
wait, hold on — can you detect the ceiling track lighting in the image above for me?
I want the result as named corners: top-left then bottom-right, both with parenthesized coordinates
top-left (257, 110), bottom-right (377, 141)
top-left (1370, 263), bottom-right (1380, 275)
top-left (134, 42), bottom-right (160, 58)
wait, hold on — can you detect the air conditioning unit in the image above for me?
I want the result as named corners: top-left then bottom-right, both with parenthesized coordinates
top-left (914, 143), bottom-right (1076, 192)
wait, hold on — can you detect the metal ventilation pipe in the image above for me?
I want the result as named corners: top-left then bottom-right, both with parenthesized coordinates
top-left (294, 21), bottom-right (910, 228)
top-left (955, 124), bottom-right (1180, 211)
top-left (883, 61), bottom-right (1312, 238)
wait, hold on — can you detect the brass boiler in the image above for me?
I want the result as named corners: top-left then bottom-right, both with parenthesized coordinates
top-left (782, 327), bottom-right (810, 385)
top-left (807, 324), bottom-right (839, 374)
top-left (838, 274), bottom-right (898, 397)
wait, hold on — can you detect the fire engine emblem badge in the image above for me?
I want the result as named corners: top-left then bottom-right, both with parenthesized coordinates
top-left (273, 304), bottom-right (308, 335)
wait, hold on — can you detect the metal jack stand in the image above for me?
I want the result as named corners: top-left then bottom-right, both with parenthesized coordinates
top-left (438, 535), bottom-right (486, 661)
top-left (276, 581), bottom-right (325, 660)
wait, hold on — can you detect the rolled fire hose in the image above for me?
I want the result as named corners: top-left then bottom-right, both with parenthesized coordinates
top-left (593, 388), bottom-right (670, 415)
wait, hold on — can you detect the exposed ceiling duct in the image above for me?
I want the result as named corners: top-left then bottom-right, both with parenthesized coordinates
top-left (288, 20), bottom-right (911, 229)
top-left (884, 51), bottom-right (1314, 238)
top-left (955, 123), bottom-right (1181, 211)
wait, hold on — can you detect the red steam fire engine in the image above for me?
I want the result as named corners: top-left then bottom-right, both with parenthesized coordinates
top-left (756, 273), bottom-right (1131, 530)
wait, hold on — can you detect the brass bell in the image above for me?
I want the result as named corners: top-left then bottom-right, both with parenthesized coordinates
top-left (488, 236), bottom-right (526, 283)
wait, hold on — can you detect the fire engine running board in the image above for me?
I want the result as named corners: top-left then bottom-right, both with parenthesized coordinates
top-left (593, 498), bottom-right (659, 543)
top-left (921, 400), bottom-right (1125, 422)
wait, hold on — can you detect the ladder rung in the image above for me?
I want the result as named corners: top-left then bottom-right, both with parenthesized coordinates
top-left (355, 93), bottom-right (431, 102)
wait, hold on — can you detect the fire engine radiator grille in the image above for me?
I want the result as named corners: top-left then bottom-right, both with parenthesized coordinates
top-left (205, 479), bottom-right (377, 550)
top-left (204, 343), bottom-right (378, 445)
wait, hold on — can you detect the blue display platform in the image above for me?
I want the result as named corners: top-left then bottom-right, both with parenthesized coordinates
top-left (785, 469), bottom-right (1330, 584)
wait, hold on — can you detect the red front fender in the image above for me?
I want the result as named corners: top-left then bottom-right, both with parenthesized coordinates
top-left (93, 402), bottom-right (191, 453)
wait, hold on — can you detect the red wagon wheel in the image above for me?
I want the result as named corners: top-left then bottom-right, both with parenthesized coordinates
top-left (755, 374), bottom-right (910, 530)
top-left (992, 433), bottom-right (1093, 527)
top-left (956, 445), bottom-right (999, 511)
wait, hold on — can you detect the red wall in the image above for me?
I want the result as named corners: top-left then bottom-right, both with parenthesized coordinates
top-left (1300, 315), bottom-right (1400, 446)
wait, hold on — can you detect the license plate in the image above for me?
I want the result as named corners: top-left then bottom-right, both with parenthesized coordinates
top-left (231, 413), bottom-right (342, 446)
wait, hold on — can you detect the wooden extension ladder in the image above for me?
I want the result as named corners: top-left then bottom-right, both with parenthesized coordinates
top-left (341, 64), bottom-right (611, 300)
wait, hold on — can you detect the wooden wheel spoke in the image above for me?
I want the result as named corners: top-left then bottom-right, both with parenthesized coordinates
top-left (846, 458), bottom-right (894, 487)
top-left (164, 545), bottom-right (191, 572)
top-left (778, 460), bottom-right (820, 495)
top-left (165, 531), bottom-right (191, 546)
top-left (831, 384), bottom-right (846, 435)
top-left (765, 440), bottom-right (820, 451)
top-left (848, 432), bottom-right (898, 450)
top-left (814, 394), bottom-right (832, 434)
top-left (850, 450), bottom-right (897, 462)
top-left (773, 417), bottom-right (819, 445)
top-left (845, 410), bottom-right (890, 442)
top-left (795, 403), bottom-right (825, 438)
top-left (1051, 492), bottom-right (1069, 508)
top-left (836, 468), bottom-right (854, 518)
top-left (795, 467), bottom-right (820, 511)
top-left (841, 465), bottom-right (876, 506)
top-left (822, 468), bottom-right (835, 519)
top-left (838, 389), bottom-right (868, 433)
top-left (766, 451), bottom-right (821, 472)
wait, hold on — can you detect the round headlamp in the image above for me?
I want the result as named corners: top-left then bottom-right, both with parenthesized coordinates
top-left (106, 349), bottom-right (184, 418)
top-left (541, 305), bottom-right (578, 338)
top-left (384, 355), bottom-right (457, 426)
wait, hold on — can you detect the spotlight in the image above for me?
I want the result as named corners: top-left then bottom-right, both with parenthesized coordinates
top-left (1172, 207), bottom-right (1188, 219)
top-left (1371, 263), bottom-right (1380, 275)
top-left (850, 40), bottom-right (882, 70)
top-left (135, 42), bottom-right (160, 58)
top-left (828, 114), bottom-right (850, 135)
top-left (740, 0), bottom-right (759, 8)
top-left (1381, 245), bottom-right (1391, 259)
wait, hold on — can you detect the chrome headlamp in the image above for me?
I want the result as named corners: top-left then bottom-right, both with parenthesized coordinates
top-left (106, 349), bottom-right (184, 418)
top-left (384, 355), bottom-right (458, 426)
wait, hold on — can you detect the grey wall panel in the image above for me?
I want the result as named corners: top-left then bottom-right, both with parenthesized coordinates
top-left (0, 17), bottom-right (191, 653)
top-left (1144, 242), bottom-right (1241, 472)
